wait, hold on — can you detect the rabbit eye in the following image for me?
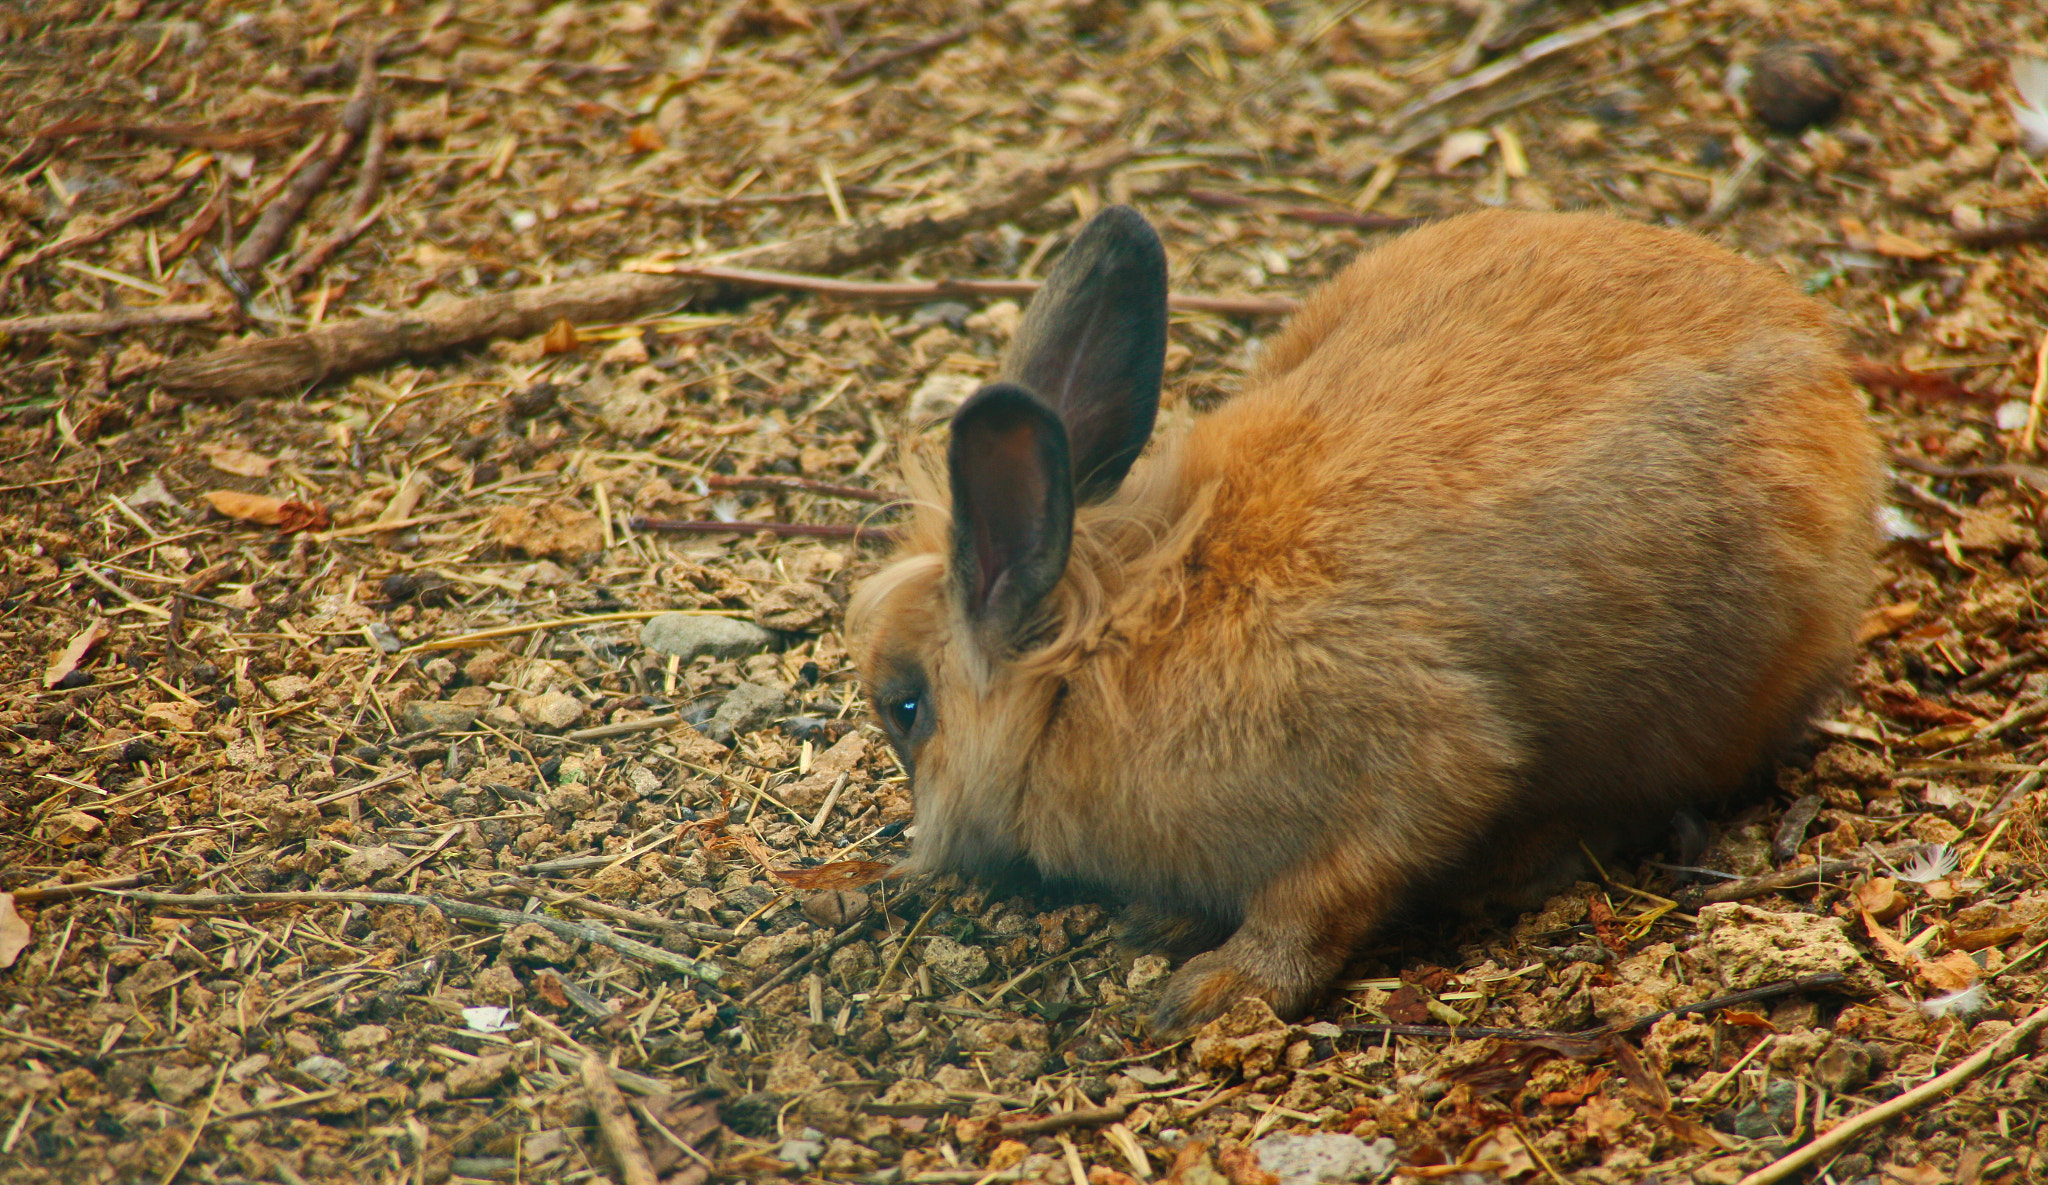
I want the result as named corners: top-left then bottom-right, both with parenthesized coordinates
top-left (885, 695), bottom-right (920, 735)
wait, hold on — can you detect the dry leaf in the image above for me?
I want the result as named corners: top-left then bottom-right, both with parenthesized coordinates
top-left (1860, 907), bottom-right (1917, 965)
top-left (0, 895), bottom-right (30, 970)
top-left (1434, 128), bottom-right (1492, 173)
top-left (199, 444), bottom-right (278, 477)
top-left (1918, 949), bottom-right (1981, 991)
top-left (1718, 1010), bottom-right (1775, 1030)
top-left (1871, 230), bottom-right (1940, 259)
top-left (203, 489), bottom-right (332, 533)
top-left (1854, 876), bottom-right (1908, 922)
top-left (542, 317), bottom-right (579, 354)
top-left (626, 124), bottom-right (665, 153)
top-left (1856, 600), bottom-right (1920, 643)
top-left (1950, 922), bottom-right (2028, 951)
top-left (44, 617), bottom-right (109, 688)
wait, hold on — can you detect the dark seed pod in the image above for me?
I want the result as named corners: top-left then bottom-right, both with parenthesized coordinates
top-left (1743, 41), bottom-right (1848, 134)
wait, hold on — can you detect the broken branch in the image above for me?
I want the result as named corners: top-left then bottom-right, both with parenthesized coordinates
top-left (9, 169), bottom-right (204, 273)
top-left (0, 303), bottom-right (220, 338)
top-left (1736, 1000), bottom-right (2048, 1185)
top-left (158, 143), bottom-right (1138, 398)
top-left (676, 263), bottom-right (1301, 318)
top-left (630, 517), bottom-right (892, 543)
top-left (230, 43), bottom-right (379, 280)
top-left (1383, 0), bottom-right (1705, 133)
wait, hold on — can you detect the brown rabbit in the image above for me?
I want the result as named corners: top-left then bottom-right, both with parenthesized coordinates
top-left (849, 205), bottom-right (1879, 1035)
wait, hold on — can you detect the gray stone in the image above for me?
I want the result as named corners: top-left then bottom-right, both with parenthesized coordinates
top-left (295, 1055), bottom-right (351, 1085)
top-left (700, 680), bottom-right (785, 742)
top-left (640, 612), bottom-right (777, 662)
top-left (1731, 1078), bottom-right (1799, 1138)
top-left (401, 701), bottom-right (478, 734)
top-left (922, 936), bottom-right (991, 985)
top-left (1254, 1133), bottom-right (1400, 1184)
top-left (775, 1129), bottom-right (827, 1172)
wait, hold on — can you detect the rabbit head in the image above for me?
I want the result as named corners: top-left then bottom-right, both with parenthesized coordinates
top-left (849, 205), bottom-right (1174, 884)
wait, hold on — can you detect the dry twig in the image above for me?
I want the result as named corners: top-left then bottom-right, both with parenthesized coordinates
top-left (9, 170), bottom-right (204, 273)
top-left (676, 262), bottom-right (1301, 318)
top-left (284, 112), bottom-right (390, 285)
top-left (582, 1052), bottom-right (661, 1185)
top-left (0, 304), bottom-right (218, 338)
top-left (1737, 1000), bottom-right (2048, 1185)
top-left (230, 43), bottom-right (380, 281)
top-left (832, 25), bottom-right (977, 83)
top-left (631, 517), bottom-right (892, 543)
top-left (158, 143), bottom-right (1137, 398)
top-left (1383, 0), bottom-right (1705, 132)
top-left (105, 889), bottom-right (725, 985)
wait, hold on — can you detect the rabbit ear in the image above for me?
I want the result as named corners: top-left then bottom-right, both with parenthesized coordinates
top-left (1003, 204), bottom-right (1168, 505)
top-left (948, 382), bottom-right (1074, 648)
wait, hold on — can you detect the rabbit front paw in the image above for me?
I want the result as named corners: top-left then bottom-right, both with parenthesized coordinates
top-left (1147, 947), bottom-right (1325, 1037)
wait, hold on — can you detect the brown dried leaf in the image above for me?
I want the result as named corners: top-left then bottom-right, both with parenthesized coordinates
top-left (1918, 949), bottom-right (1981, 991)
top-left (43, 617), bottom-right (109, 688)
top-left (1717, 1010), bottom-right (1775, 1030)
top-left (1860, 907), bottom-right (1918, 966)
top-left (1854, 876), bottom-right (1908, 922)
top-left (542, 317), bottom-right (579, 354)
top-left (0, 895), bottom-right (30, 970)
top-left (204, 488), bottom-right (291, 524)
top-left (1950, 922), bottom-right (2028, 952)
top-left (199, 444), bottom-right (278, 477)
top-left (1857, 600), bottom-right (1920, 643)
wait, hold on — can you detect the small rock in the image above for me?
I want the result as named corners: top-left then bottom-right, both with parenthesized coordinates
top-left (922, 936), bottom-right (991, 985)
top-left (753, 583), bottom-right (836, 632)
top-left (446, 1053), bottom-right (515, 1098)
top-left (701, 681), bottom-right (785, 743)
top-left (516, 689), bottom-right (586, 730)
top-left (1696, 902), bottom-right (1885, 994)
top-left (1128, 954), bottom-right (1172, 993)
top-left (640, 612), bottom-right (777, 662)
top-left (340, 846), bottom-right (405, 885)
top-left (150, 1063), bottom-right (217, 1104)
top-left (1731, 1079), bottom-right (1799, 1138)
top-left (1741, 41), bottom-right (1848, 135)
top-left (776, 1129), bottom-right (828, 1172)
top-left (1814, 1039), bottom-right (1874, 1094)
top-left (1254, 1133), bottom-right (1399, 1185)
top-left (803, 889), bottom-right (872, 928)
top-left (1190, 997), bottom-right (1289, 1075)
top-left (295, 1055), bottom-right (352, 1085)
top-left (339, 1024), bottom-right (392, 1052)
top-left (365, 622), bottom-right (406, 653)
top-left (402, 701), bottom-right (479, 734)
top-left (141, 702), bottom-right (196, 731)
top-left (908, 372), bottom-right (980, 426)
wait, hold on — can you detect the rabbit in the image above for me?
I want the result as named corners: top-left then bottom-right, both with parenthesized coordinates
top-left (848, 204), bottom-right (1880, 1036)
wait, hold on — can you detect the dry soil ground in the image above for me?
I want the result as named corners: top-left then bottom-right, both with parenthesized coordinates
top-left (3, 1), bottom-right (2048, 1183)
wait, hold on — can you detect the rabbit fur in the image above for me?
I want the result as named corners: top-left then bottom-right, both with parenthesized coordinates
top-left (849, 205), bottom-right (1880, 1035)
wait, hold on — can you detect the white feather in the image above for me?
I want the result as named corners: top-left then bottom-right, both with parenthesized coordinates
top-left (2013, 55), bottom-right (2048, 156)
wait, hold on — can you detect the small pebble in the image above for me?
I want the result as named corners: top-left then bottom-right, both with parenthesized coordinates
top-left (1743, 41), bottom-right (1847, 134)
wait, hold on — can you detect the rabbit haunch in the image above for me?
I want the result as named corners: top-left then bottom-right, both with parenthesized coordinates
top-left (850, 205), bottom-right (1880, 1035)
